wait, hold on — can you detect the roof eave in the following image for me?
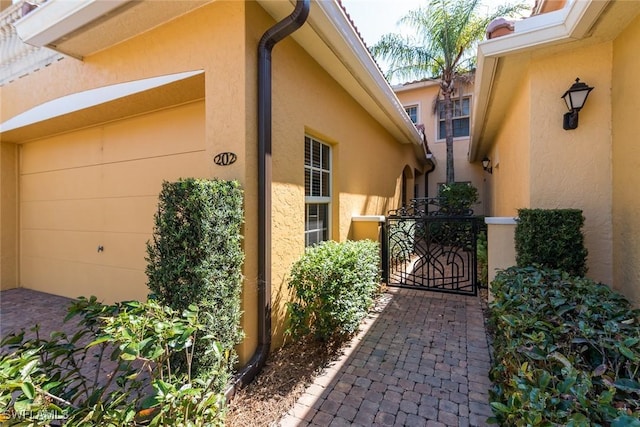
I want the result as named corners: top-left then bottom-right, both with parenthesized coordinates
top-left (469, 0), bottom-right (608, 162)
top-left (257, 0), bottom-right (430, 166)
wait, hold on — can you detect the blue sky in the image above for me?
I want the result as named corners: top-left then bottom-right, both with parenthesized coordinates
top-left (341, 0), bottom-right (534, 47)
top-left (340, 0), bottom-right (534, 81)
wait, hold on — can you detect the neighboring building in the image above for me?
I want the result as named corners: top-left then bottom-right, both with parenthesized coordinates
top-left (471, 0), bottom-right (640, 305)
top-left (0, 0), bottom-right (433, 364)
top-left (394, 77), bottom-right (488, 214)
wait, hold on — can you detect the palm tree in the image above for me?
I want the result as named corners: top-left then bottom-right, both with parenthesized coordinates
top-left (372, 0), bottom-right (526, 184)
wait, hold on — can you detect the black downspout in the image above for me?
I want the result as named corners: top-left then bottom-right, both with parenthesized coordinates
top-left (225, 0), bottom-right (310, 400)
top-left (425, 160), bottom-right (435, 198)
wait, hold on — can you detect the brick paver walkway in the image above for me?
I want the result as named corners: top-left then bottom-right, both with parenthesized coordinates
top-left (1, 288), bottom-right (77, 340)
top-left (1, 287), bottom-right (495, 426)
top-left (280, 288), bottom-right (494, 427)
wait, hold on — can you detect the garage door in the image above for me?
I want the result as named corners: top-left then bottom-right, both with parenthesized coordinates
top-left (20, 101), bottom-right (207, 303)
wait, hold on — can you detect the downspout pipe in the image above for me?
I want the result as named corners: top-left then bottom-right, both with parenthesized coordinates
top-left (225, 0), bottom-right (310, 400)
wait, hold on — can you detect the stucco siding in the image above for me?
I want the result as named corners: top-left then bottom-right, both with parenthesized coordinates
top-left (487, 76), bottom-right (531, 217)
top-left (528, 43), bottom-right (613, 285)
top-left (0, 142), bottom-right (18, 290)
top-left (257, 4), bottom-right (422, 347)
top-left (20, 102), bottom-right (207, 303)
top-left (395, 83), bottom-right (486, 211)
top-left (612, 15), bottom-right (640, 305)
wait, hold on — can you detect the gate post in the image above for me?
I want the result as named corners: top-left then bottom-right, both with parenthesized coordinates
top-left (381, 219), bottom-right (389, 284)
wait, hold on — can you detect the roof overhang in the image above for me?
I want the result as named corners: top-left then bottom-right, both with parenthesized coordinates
top-left (469, 0), bottom-right (640, 161)
top-left (14, 0), bottom-right (212, 59)
top-left (8, 0), bottom-right (430, 166)
top-left (0, 70), bottom-right (205, 143)
top-left (257, 0), bottom-right (430, 166)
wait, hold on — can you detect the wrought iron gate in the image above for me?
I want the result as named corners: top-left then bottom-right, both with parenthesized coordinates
top-left (382, 199), bottom-right (480, 296)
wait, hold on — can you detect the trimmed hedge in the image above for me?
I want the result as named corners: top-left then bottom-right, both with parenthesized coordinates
top-left (286, 240), bottom-right (381, 342)
top-left (146, 178), bottom-right (244, 388)
top-left (489, 266), bottom-right (640, 425)
top-left (515, 208), bottom-right (588, 277)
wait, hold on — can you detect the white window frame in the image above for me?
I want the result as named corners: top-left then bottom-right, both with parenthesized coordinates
top-left (404, 104), bottom-right (419, 124)
top-left (436, 96), bottom-right (471, 141)
top-left (305, 135), bottom-right (332, 247)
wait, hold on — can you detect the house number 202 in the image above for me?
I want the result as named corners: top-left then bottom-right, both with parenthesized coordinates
top-left (214, 152), bottom-right (237, 166)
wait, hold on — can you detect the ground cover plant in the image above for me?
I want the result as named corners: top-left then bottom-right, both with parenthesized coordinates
top-left (286, 240), bottom-right (381, 342)
top-left (0, 298), bottom-right (227, 426)
top-left (488, 266), bottom-right (640, 425)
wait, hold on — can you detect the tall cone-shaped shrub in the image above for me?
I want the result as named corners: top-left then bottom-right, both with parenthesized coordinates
top-left (146, 178), bottom-right (244, 389)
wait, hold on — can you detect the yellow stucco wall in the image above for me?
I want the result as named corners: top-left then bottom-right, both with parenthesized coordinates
top-left (1, 1), bottom-right (424, 364)
top-left (1, 1), bottom-right (258, 362)
top-left (485, 218), bottom-right (517, 302)
top-left (395, 83), bottom-right (487, 213)
top-left (485, 43), bottom-right (613, 286)
top-left (612, 15), bottom-right (640, 305)
top-left (488, 77), bottom-right (531, 217)
top-left (528, 43), bottom-right (613, 285)
top-left (249, 2), bottom-right (422, 347)
top-left (0, 142), bottom-right (18, 290)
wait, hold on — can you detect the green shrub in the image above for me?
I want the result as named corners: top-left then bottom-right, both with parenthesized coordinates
top-left (438, 182), bottom-right (479, 215)
top-left (488, 266), bottom-right (640, 425)
top-left (477, 230), bottom-right (488, 287)
top-left (286, 240), bottom-right (381, 342)
top-left (146, 178), bottom-right (244, 387)
top-left (0, 298), bottom-right (227, 426)
top-left (515, 208), bottom-right (588, 277)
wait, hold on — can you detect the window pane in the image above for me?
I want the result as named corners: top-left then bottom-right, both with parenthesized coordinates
top-left (305, 203), bottom-right (328, 247)
top-left (321, 171), bottom-right (330, 197)
top-left (405, 106), bottom-right (418, 124)
top-left (305, 137), bottom-right (311, 166)
top-left (453, 99), bottom-right (461, 117)
top-left (462, 98), bottom-right (470, 115)
top-left (312, 140), bottom-right (321, 168)
top-left (438, 97), bottom-right (470, 139)
top-left (322, 144), bottom-right (330, 170)
top-left (452, 118), bottom-right (470, 137)
top-left (305, 169), bottom-right (310, 196)
top-left (312, 170), bottom-right (321, 197)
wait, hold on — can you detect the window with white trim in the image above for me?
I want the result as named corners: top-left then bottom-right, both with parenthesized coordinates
top-left (404, 105), bottom-right (418, 124)
top-left (305, 136), bottom-right (331, 246)
top-left (437, 96), bottom-right (470, 140)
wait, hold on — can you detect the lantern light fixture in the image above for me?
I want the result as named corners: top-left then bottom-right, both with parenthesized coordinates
top-left (482, 156), bottom-right (492, 174)
top-left (561, 78), bottom-right (594, 130)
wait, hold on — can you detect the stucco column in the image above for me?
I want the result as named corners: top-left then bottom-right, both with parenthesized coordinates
top-left (350, 215), bottom-right (385, 242)
top-left (1, 142), bottom-right (18, 290)
top-left (485, 217), bottom-right (517, 301)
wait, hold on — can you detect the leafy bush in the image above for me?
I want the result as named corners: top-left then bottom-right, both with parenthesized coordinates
top-left (477, 230), bottom-right (488, 287)
top-left (0, 298), bottom-right (227, 426)
top-left (515, 208), bottom-right (588, 277)
top-left (286, 240), bottom-right (381, 342)
top-left (488, 266), bottom-right (640, 425)
top-left (146, 178), bottom-right (244, 386)
top-left (438, 182), bottom-right (479, 216)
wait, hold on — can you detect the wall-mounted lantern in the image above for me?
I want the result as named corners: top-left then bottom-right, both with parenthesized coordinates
top-left (482, 156), bottom-right (492, 174)
top-left (561, 78), bottom-right (594, 130)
